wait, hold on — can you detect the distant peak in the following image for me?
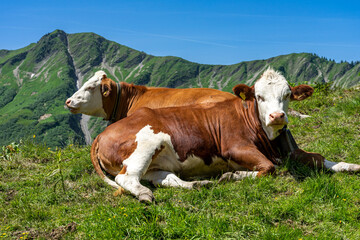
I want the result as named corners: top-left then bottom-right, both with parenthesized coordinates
top-left (37, 29), bottom-right (68, 45)
top-left (40, 29), bottom-right (67, 40)
top-left (51, 29), bottom-right (66, 35)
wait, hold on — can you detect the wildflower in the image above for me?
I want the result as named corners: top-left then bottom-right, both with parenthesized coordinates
top-left (33, 135), bottom-right (36, 138)
top-left (343, 199), bottom-right (346, 201)
top-left (339, 220), bottom-right (342, 223)
top-left (124, 213), bottom-right (128, 217)
top-left (108, 218), bottom-right (111, 221)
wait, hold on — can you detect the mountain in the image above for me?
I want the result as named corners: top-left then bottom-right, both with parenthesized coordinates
top-left (1, 29), bottom-right (359, 147)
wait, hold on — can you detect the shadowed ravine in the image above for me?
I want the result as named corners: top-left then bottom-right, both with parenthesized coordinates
top-left (66, 34), bottom-right (92, 144)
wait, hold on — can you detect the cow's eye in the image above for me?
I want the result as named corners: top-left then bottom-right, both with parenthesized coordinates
top-left (257, 95), bottom-right (265, 102)
top-left (86, 86), bottom-right (95, 91)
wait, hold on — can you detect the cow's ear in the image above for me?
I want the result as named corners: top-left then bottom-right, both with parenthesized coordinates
top-left (101, 75), bottom-right (111, 97)
top-left (290, 84), bottom-right (314, 101)
top-left (102, 84), bottom-right (111, 97)
top-left (233, 84), bottom-right (254, 100)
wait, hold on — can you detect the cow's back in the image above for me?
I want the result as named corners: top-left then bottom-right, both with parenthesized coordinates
top-left (128, 87), bottom-right (235, 115)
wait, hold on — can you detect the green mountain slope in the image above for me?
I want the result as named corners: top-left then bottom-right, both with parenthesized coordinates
top-left (0, 29), bottom-right (359, 147)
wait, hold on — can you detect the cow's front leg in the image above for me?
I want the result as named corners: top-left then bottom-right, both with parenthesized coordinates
top-left (143, 170), bottom-right (212, 189)
top-left (220, 146), bottom-right (276, 184)
top-left (291, 149), bottom-right (360, 172)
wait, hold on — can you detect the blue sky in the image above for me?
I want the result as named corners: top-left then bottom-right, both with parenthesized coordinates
top-left (1, 0), bottom-right (359, 65)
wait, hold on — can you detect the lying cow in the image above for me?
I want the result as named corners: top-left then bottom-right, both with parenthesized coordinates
top-left (65, 70), bottom-right (236, 122)
top-left (90, 69), bottom-right (360, 202)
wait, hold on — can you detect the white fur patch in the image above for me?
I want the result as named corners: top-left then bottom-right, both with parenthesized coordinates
top-left (122, 125), bottom-right (172, 177)
top-left (115, 125), bottom-right (172, 198)
top-left (143, 171), bottom-right (195, 189)
top-left (233, 171), bottom-right (259, 179)
top-left (324, 160), bottom-right (360, 172)
top-left (104, 177), bottom-right (120, 189)
top-left (218, 170), bottom-right (259, 182)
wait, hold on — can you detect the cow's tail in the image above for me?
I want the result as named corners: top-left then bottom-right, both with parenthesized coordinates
top-left (90, 136), bottom-right (120, 189)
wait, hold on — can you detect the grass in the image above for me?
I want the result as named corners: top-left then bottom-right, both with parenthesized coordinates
top-left (1, 87), bottom-right (360, 239)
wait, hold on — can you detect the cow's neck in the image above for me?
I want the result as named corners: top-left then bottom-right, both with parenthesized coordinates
top-left (234, 99), bottom-right (280, 163)
top-left (108, 82), bottom-right (147, 122)
top-left (108, 82), bottom-right (122, 123)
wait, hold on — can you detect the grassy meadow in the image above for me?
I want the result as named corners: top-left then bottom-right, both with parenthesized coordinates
top-left (1, 86), bottom-right (359, 239)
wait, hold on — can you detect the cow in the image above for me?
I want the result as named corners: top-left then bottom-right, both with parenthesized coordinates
top-left (65, 70), bottom-right (236, 122)
top-left (90, 69), bottom-right (360, 202)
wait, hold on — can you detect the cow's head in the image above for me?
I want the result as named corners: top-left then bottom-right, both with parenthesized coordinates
top-left (233, 68), bottom-right (313, 140)
top-left (65, 70), bottom-right (114, 118)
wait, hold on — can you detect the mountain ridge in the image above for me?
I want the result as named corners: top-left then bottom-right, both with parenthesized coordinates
top-left (0, 29), bottom-right (359, 147)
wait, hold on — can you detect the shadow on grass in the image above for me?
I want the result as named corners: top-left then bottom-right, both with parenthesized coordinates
top-left (279, 156), bottom-right (334, 182)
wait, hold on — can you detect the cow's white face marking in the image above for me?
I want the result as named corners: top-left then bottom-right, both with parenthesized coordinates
top-left (66, 71), bottom-right (107, 118)
top-left (255, 69), bottom-right (292, 140)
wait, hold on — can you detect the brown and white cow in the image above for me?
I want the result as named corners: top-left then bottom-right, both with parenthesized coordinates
top-left (65, 70), bottom-right (236, 122)
top-left (90, 69), bottom-right (360, 202)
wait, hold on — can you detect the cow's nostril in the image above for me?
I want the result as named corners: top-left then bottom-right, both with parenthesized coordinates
top-left (66, 99), bottom-right (71, 105)
top-left (269, 112), bottom-right (285, 121)
top-left (269, 113), bottom-right (275, 120)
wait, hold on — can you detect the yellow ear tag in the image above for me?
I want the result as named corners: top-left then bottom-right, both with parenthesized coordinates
top-left (239, 92), bottom-right (246, 101)
top-left (103, 91), bottom-right (108, 96)
top-left (239, 92), bottom-right (248, 109)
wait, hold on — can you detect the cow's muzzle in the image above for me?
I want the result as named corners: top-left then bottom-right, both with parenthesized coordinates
top-left (65, 99), bottom-right (79, 113)
top-left (268, 112), bottom-right (288, 126)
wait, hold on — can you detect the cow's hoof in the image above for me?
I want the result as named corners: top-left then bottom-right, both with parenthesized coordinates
top-left (139, 193), bottom-right (154, 203)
